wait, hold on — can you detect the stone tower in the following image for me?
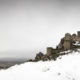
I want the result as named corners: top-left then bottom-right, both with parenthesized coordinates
top-left (46, 47), bottom-right (53, 56)
top-left (63, 33), bottom-right (72, 50)
top-left (72, 34), bottom-right (77, 42)
top-left (57, 38), bottom-right (64, 50)
top-left (77, 31), bottom-right (80, 37)
top-left (77, 31), bottom-right (80, 42)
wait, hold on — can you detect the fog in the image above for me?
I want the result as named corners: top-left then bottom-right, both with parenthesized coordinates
top-left (0, 0), bottom-right (80, 59)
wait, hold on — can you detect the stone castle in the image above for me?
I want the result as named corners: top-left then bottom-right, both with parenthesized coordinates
top-left (46, 31), bottom-right (80, 56)
top-left (33, 31), bottom-right (80, 61)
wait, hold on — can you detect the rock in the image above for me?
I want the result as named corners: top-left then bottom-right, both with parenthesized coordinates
top-left (27, 59), bottom-right (33, 62)
top-left (58, 72), bottom-right (61, 75)
top-left (35, 52), bottom-right (44, 61)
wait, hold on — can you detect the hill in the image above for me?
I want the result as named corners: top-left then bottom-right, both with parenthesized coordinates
top-left (0, 50), bottom-right (80, 80)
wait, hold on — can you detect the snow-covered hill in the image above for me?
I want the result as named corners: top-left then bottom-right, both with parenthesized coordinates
top-left (0, 51), bottom-right (80, 80)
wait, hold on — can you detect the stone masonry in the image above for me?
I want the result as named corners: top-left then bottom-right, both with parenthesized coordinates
top-left (35, 31), bottom-right (80, 61)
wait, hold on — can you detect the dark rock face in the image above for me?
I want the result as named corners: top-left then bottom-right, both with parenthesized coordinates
top-left (34, 31), bottom-right (80, 61)
top-left (35, 52), bottom-right (44, 61)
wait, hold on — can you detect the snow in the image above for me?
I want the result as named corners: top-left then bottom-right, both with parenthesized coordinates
top-left (0, 51), bottom-right (80, 80)
top-left (73, 41), bottom-right (80, 46)
top-left (60, 50), bottom-right (71, 54)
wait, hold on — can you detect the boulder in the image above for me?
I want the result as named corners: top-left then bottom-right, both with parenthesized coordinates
top-left (35, 52), bottom-right (44, 61)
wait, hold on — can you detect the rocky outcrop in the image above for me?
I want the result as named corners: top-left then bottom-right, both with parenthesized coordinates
top-left (34, 31), bottom-right (80, 61)
top-left (35, 52), bottom-right (44, 61)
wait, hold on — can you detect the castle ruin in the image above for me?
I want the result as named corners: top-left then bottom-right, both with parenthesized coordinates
top-left (35, 31), bottom-right (80, 61)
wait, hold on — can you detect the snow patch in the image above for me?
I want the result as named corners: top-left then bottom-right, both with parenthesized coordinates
top-left (0, 52), bottom-right (80, 80)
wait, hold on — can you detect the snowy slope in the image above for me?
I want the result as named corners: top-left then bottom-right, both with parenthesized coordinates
top-left (0, 51), bottom-right (80, 80)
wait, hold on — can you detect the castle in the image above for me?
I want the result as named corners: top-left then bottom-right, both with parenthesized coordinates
top-left (46, 31), bottom-right (80, 56)
top-left (34, 31), bottom-right (80, 61)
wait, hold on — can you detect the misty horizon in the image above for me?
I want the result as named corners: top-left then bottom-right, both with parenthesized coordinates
top-left (0, 0), bottom-right (80, 59)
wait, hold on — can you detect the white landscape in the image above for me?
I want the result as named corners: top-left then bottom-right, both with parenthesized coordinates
top-left (0, 0), bottom-right (80, 80)
top-left (0, 51), bottom-right (80, 80)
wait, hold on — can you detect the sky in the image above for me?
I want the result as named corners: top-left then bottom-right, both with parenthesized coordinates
top-left (0, 0), bottom-right (80, 59)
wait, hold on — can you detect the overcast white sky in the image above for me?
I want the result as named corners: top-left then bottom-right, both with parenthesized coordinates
top-left (0, 0), bottom-right (80, 59)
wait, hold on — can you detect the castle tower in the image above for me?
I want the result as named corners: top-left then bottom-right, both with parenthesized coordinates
top-left (77, 31), bottom-right (80, 43)
top-left (64, 33), bottom-right (72, 40)
top-left (46, 47), bottom-right (53, 56)
top-left (77, 31), bottom-right (80, 37)
top-left (63, 33), bottom-right (72, 50)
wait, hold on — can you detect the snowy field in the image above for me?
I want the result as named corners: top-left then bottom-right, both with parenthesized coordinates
top-left (0, 51), bottom-right (80, 80)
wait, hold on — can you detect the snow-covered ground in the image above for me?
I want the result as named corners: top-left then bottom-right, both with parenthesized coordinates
top-left (73, 41), bottom-right (80, 46)
top-left (0, 51), bottom-right (80, 80)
